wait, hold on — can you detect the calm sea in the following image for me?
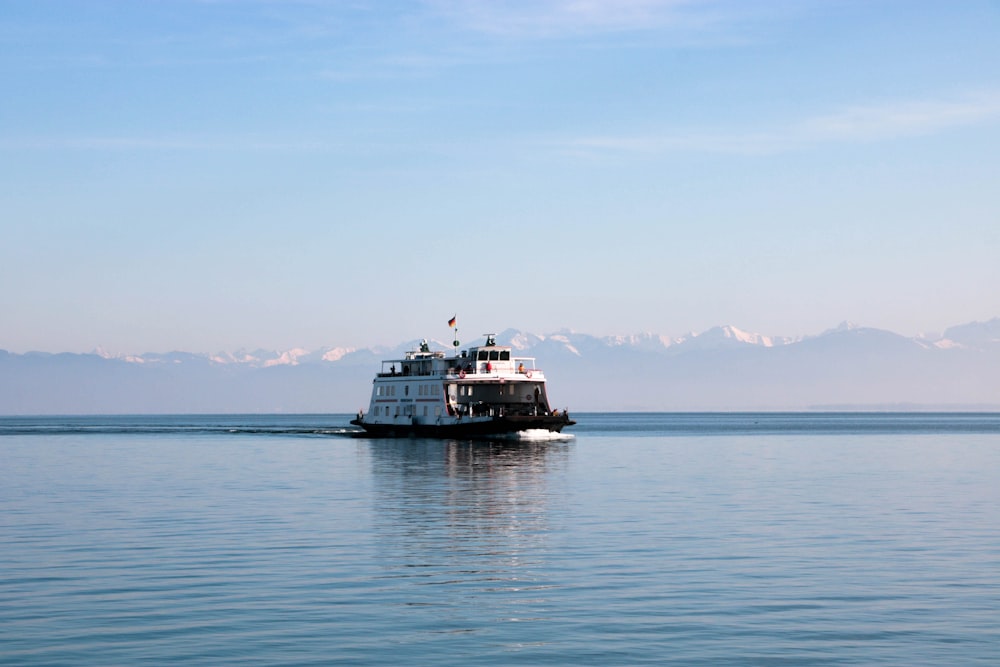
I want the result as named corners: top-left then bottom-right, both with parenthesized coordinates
top-left (2, 413), bottom-right (998, 665)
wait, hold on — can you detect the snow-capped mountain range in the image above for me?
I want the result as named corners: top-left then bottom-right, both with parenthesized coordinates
top-left (80, 319), bottom-right (1000, 368)
top-left (2, 318), bottom-right (999, 414)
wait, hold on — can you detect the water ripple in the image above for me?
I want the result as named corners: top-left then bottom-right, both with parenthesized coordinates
top-left (1, 415), bottom-right (999, 665)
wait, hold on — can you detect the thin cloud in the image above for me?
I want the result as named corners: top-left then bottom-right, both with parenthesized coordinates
top-left (11, 91), bottom-right (999, 158)
top-left (795, 92), bottom-right (1000, 143)
top-left (426, 0), bottom-right (717, 38)
top-left (564, 91), bottom-right (1000, 156)
top-left (0, 135), bottom-right (333, 153)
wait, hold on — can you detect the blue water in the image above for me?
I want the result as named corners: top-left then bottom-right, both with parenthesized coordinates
top-left (2, 413), bottom-right (999, 665)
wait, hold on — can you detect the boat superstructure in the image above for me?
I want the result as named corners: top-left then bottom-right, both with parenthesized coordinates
top-left (350, 334), bottom-right (574, 437)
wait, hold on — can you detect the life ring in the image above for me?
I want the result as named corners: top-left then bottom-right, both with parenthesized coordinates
top-left (526, 370), bottom-right (532, 378)
top-left (459, 370), bottom-right (466, 379)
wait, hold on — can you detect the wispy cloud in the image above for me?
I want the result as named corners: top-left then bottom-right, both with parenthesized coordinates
top-left (309, 0), bottom-right (767, 80)
top-left (795, 93), bottom-right (1000, 143)
top-left (562, 90), bottom-right (1000, 156)
top-left (425, 0), bottom-right (725, 38)
top-left (9, 91), bottom-right (999, 159)
top-left (317, 46), bottom-right (506, 81)
top-left (0, 135), bottom-right (334, 153)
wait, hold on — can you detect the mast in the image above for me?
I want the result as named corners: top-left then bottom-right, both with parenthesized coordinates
top-left (449, 314), bottom-right (460, 355)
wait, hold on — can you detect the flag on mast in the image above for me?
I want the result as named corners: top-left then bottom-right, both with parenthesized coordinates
top-left (448, 315), bottom-right (457, 328)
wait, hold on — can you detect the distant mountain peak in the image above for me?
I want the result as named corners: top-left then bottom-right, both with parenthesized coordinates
top-left (547, 334), bottom-right (582, 356)
top-left (321, 347), bottom-right (355, 362)
top-left (831, 321), bottom-right (861, 332)
top-left (683, 324), bottom-right (784, 349)
top-left (602, 332), bottom-right (675, 349)
top-left (93, 347), bottom-right (147, 364)
top-left (942, 317), bottom-right (1000, 349)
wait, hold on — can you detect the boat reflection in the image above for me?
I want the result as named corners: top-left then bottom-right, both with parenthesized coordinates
top-left (366, 437), bottom-right (572, 535)
top-left (363, 438), bottom-right (573, 622)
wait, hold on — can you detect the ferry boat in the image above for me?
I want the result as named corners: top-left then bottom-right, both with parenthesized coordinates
top-left (350, 333), bottom-right (574, 437)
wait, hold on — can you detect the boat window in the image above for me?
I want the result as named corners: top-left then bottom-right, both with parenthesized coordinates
top-left (489, 350), bottom-right (500, 361)
top-left (500, 351), bottom-right (510, 360)
top-left (477, 350), bottom-right (488, 361)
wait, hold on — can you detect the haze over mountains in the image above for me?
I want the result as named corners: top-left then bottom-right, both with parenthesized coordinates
top-left (2, 319), bottom-right (998, 414)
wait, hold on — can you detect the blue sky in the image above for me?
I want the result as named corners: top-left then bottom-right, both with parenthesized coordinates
top-left (2, 0), bottom-right (998, 354)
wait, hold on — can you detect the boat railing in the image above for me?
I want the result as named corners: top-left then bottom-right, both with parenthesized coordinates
top-left (375, 366), bottom-right (547, 379)
top-left (374, 359), bottom-right (544, 379)
top-left (445, 366), bottom-right (545, 379)
top-left (377, 367), bottom-right (441, 378)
